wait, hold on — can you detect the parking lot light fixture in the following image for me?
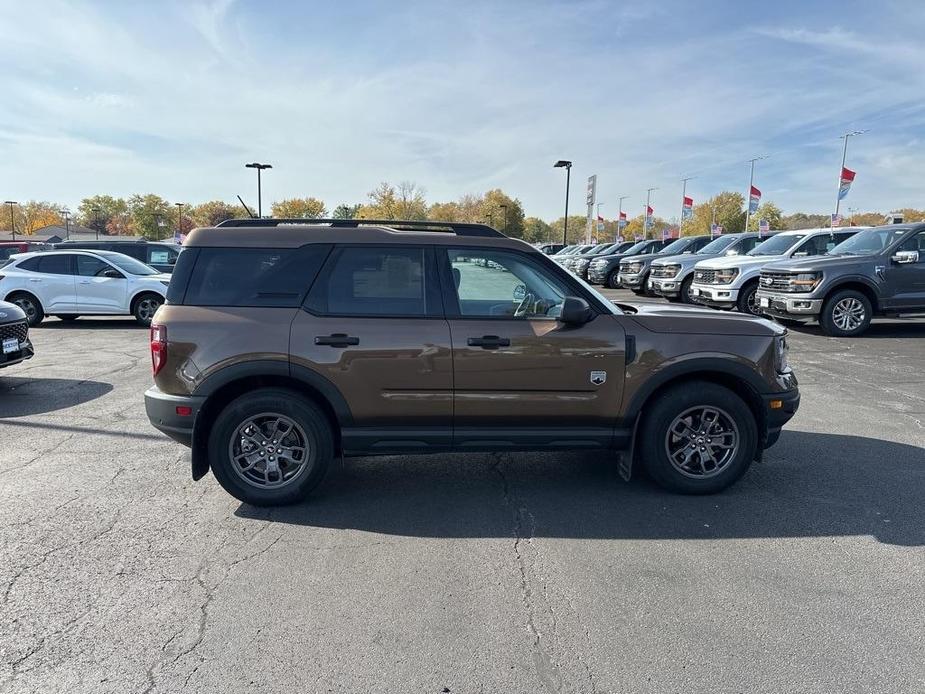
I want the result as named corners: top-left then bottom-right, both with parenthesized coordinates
top-left (4, 201), bottom-right (17, 241)
top-left (554, 160), bottom-right (572, 245)
top-left (60, 208), bottom-right (71, 240)
top-left (245, 162), bottom-right (272, 218)
top-left (175, 202), bottom-right (185, 238)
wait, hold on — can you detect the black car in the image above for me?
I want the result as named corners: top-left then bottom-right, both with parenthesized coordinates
top-left (587, 238), bottom-right (674, 287)
top-left (0, 299), bottom-right (34, 369)
top-left (53, 240), bottom-right (182, 273)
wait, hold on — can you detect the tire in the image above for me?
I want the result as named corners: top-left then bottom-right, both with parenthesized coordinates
top-left (8, 292), bottom-right (44, 327)
top-left (606, 270), bottom-right (621, 289)
top-left (735, 280), bottom-right (761, 315)
top-left (132, 293), bottom-right (163, 326)
top-left (55, 315), bottom-right (79, 322)
top-left (819, 289), bottom-right (872, 337)
top-left (679, 275), bottom-right (695, 304)
top-left (639, 381), bottom-right (758, 494)
top-left (208, 388), bottom-right (333, 506)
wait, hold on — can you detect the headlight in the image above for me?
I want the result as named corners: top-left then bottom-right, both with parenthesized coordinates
top-left (789, 272), bottom-right (821, 292)
top-left (621, 262), bottom-right (643, 274)
top-left (775, 335), bottom-right (790, 373)
top-left (715, 268), bottom-right (739, 284)
top-left (661, 264), bottom-right (680, 278)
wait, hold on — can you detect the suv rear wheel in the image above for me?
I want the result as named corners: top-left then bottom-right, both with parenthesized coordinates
top-left (208, 389), bottom-right (333, 506)
top-left (639, 382), bottom-right (757, 494)
top-left (8, 292), bottom-right (44, 327)
top-left (820, 289), bottom-right (872, 337)
top-left (132, 293), bottom-right (162, 326)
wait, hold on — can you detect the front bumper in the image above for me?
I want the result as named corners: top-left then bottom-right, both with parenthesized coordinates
top-left (618, 271), bottom-right (645, 288)
top-left (0, 339), bottom-right (34, 369)
top-left (756, 291), bottom-right (823, 317)
top-left (650, 277), bottom-right (681, 296)
top-left (587, 266), bottom-right (612, 284)
top-left (763, 388), bottom-right (801, 449)
top-left (144, 386), bottom-right (206, 447)
top-left (689, 284), bottom-right (739, 307)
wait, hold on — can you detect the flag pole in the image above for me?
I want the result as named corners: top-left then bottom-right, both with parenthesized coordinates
top-left (745, 159), bottom-right (756, 233)
top-left (835, 130), bottom-right (865, 223)
top-left (617, 195), bottom-right (628, 243)
top-left (679, 176), bottom-right (694, 236)
top-left (644, 187), bottom-right (656, 239)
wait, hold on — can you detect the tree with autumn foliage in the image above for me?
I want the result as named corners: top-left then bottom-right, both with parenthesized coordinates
top-left (271, 197), bottom-right (327, 219)
top-left (0, 201), bottom-right (67, 235)
top-left (357, 182), bottom-right (428, 221)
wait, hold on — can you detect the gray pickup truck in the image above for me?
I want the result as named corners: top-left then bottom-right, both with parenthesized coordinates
top-left (756, 223), bottom-right (925, 336)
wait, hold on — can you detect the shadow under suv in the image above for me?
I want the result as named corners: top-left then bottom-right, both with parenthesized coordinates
top-left (145, 219), bottom-right (799, 506)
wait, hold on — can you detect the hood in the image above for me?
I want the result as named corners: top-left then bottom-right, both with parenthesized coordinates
top-left (0, 299), bottom-right (27, 323)
top-left (621, 302), bottom-right (784, 337)
top-left (762, 254), bottom-right (876, 273)
top-left (593, 251), bottom-right (637, 263)
top-left (650, 252), bottom-right (705, 268)
top-left (619, 251), bottom-right (667, 264)
top-left (141, 273), bottom-right (173, 283)
top-left (696, 254), bottom-right (785, 270)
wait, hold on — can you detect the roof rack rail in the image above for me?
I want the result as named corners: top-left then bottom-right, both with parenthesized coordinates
top-left (215, 218), bottom-right (505, 238)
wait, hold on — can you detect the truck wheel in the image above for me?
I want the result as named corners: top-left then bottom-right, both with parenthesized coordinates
top-left (606, 270), bottom-right (621, 289)
top-left (679, 276), bottom-right (695, 304)
top-left (820, 289), bottom-right (872, 337)
top-left (208, 388), bottom-right (333, 506)
top-left (639, 382), bottom-right (758, 494)
top-left (8, 292), bottom-right (44, 327)
top-left (736, 281), bottom-right (761, 315)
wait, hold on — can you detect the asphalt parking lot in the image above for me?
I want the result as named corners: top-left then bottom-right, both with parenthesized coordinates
top-left (1, 292), bottom-right (923, 694)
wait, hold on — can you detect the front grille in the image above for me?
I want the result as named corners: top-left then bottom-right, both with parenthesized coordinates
top-left (760, 271), bottom-right (794, 291)
top-left (694, 269), bottom-right (716, 283)
top-left (0, 320), bottom-right (28, 344)
top-left (651, 265), bottom-right (679, 278)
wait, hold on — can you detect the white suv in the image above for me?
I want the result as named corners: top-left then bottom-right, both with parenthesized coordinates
top-left (0, 250), bottom-right (169, 326)
top-left (689, 227), bottom-right (864, 315)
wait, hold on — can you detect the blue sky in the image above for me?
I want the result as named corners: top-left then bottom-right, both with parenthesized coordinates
top-left (2, 0), bottom-right (924, 221)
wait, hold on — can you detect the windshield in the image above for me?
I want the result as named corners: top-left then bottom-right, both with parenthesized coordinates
top-left (828, 227), bottom-right (910, 256)
top-left (748, 234), bottom-right (805, 256)
top-left (697, 235), bottom-right (739, 254)
top-left (582, 243), bottom-right (611, 255)
top-left (622, 241), bottom-right (649, 255)
top-left (657, 238), bottom-right (693, 255)
top-left (103, 253), bottom-right (159, 276)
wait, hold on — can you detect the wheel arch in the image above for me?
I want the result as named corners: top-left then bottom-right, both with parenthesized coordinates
top-left (5, 288), bottom-right (43, 309)
top-left (189, 361), bottom-right (352, 480)
top-left (822, 279), bottom-right (879, 312)
top-left (129, 288), bottom-right (166, 315)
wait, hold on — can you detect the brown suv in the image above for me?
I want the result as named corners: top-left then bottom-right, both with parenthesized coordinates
top-left (144, 219), bottom-right (799, 505)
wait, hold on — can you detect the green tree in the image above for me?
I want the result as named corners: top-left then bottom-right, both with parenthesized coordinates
top-left (271, 197), bottom-right (327, 219)
top-left (622, 214), bottom-right (670, 241)
top-left (748, 201), bottom-right (783, 231)
top-left (522, 217), bottom-right (553, 243)
top-left (332, 203), bottom-right (360, 219)
top-left (357, 181), bottom-right (428, 220)
top-left (77, 195), bottom-right (129, 235)
top-left (686, 192), bottom-right (747, 236)
top-left (482, 189), bottom-right (526, 238)
top-left (0, 201), bottom-right (70, 235)
top-left (128, 194), bottom-right (173, 239)
top-left (190, 200), bottom-right (243, 227)
top-left (549, 215), bottom-right (593, 244)
top-left (781, 212), bottom-right (830, 230)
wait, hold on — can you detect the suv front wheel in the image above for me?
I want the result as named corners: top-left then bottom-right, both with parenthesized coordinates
top-left (208, 388), bottom-right (333, 506)
top-left (639, 382), bottom-right (758, 494)
top-left (820, 289), bottom-right (872, 337)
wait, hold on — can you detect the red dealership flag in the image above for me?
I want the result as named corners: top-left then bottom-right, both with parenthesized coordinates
top-left (838, 167), bottom-right (856, 200)
top-left (682, 196), bottom-right (693, 220)
top-left (748, 185), bottom-right (761, 213)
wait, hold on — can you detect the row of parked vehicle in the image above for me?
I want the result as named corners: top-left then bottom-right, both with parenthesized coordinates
top-left (553, 222), bottom-right (925, 336)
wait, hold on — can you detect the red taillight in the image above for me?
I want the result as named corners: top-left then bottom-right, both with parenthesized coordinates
top-left (150, 323), bottom-right (167, 376)
top-left (175, 406), bottom-right (192, 416)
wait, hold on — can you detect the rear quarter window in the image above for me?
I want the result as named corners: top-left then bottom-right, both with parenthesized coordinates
top-left (179, 245), bottom-right (332, 307)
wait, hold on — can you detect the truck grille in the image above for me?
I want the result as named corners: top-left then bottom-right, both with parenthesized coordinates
top-left (651, 265), bottom-right (679, 278)
top-left (0, 320), bottom-right (28, 344)
top-left (694, 269), bottom-right (716, 283)
top-left (760, 271), bottom-right (794, 291)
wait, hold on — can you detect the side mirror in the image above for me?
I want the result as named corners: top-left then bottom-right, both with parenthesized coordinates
top-left (558, 297), bottom-right (592, 325)
top-left (103, 268), bottom-right (122, 278)
top-left (792, 251), bottom-right (808, 257)
top-left (725, 249), bottom-right (739, 256)
top-left (892, 250), bottom-right (919, 265)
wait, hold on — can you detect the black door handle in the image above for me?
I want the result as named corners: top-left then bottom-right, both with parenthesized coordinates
top-left (315, 334), bottom-right (360, 347)
top-left (467, 335), bottom-right (510, 349)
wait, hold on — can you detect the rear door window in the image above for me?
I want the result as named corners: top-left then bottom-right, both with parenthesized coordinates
top-left (306, 246), bottom-right (438, 317)
top-left (182, 245), bottom-right (331, 307)
top-left (37, 254), bottom-right (73, 275)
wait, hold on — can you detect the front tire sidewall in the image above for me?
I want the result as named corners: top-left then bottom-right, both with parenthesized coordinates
top-left (639, 382), bottom-right (758, 494)
top-left (820, 290), bottom-right (872, 337)
top-left (736, 281), bottom-right (761, 315)
top-left (133, 294), bottom-right (163, 326)
top-left (208, 389), bottom-right (333, 506)
top-left (606, 270), bottom-right (621, 289)
top-left (10, 293), bottom-right (44, 327)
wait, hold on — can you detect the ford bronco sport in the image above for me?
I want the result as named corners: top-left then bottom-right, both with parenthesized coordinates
top-left (145, 219), bottom-right (799, 506)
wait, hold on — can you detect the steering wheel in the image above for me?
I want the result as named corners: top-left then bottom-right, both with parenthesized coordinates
top-left (514, 291), bottom-right (536, 318)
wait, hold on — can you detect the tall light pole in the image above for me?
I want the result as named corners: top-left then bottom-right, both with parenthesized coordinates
top-left (644, 187), bottom-right (657, 239)
top-left (617, 195), bottom-right (628, 242)
top-left (60, 208), bottom-right (71, 240)
top-left (4, 201), bottom-right (17, 241)
top-left (554, 160), bottom-right (572, 245)
top-left (499, 203), bottom-right (508, 233)
top-left (679, 175), bottom-right (695, 236)
top-left (835, 130), bottom-right (866, 219)
top-left (744, 155), bottom-right (767, 232)
top-left (245, 162), bottom-right (272, 218)
top-left (91, 206), bottom-right (101, 240)
top-left (174, 202), bottom-right (184, 238)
